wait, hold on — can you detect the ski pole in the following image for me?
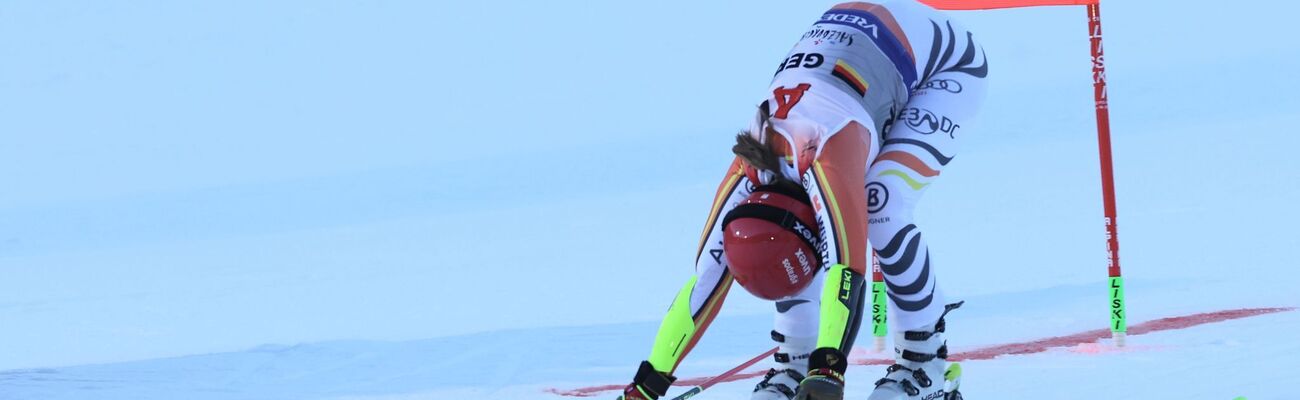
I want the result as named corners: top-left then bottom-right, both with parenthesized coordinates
top-left (669, 347), bottom-right (778, 400)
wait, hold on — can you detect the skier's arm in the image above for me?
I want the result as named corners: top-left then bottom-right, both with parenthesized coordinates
top-left (621, 158), bottom-right (749, 400)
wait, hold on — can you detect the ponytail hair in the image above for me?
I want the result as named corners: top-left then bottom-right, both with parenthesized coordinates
top-left (732, 101), bottom-right (800, 190)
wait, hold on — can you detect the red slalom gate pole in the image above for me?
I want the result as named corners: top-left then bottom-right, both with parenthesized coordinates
top-left (1087, 1), bottom-right (1127, 346)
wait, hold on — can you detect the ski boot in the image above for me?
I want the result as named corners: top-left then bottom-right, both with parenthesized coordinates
top-left (867, 302), bottom-right (964, 400)
top-left (752, 330), bottom-right (814, 400)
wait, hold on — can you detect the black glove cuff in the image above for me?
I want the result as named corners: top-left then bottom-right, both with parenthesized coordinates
top-left (633, 360), bottom-right (677, 398)
top-left (808, 347), bottom-right (848, 375)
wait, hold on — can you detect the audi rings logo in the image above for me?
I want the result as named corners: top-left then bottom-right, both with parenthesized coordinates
top-left (917, 79), bottom-right (963, 93)
top-left (866, 182), bottom-right (888, 214)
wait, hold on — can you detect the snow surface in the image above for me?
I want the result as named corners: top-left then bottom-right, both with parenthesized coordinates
top-left (2, 0), bottom-right (1299, 399)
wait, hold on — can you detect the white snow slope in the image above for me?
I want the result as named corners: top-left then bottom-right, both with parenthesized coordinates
top-left (2, 0), bottom-right (1299, 399)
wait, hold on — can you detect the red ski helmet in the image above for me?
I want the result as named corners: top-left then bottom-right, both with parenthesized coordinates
top-left (721, 184), bottom-right (821, 300)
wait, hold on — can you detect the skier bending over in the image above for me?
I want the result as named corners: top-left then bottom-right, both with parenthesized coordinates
top-left (617, 1), bottom-right (987, 400)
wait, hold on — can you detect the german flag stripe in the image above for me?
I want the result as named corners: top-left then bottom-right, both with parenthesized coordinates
top-left (695, 160), bottom-right (745, 261)
top-left (813, 161), bottom-right (852, 269)
top-left (832, 60), bottom-right (869, 97)
top-left (818, 7), bottom-right (918, 87)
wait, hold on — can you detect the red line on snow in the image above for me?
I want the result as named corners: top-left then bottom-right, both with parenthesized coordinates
top-left (547, 307), bottom-right (1294, 397)
top-left (950, 307), bottom-right (1293, 362)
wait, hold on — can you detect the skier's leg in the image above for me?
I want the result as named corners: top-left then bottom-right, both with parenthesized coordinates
top-left (867, 141), bottom-right (950, 331)
top-left (866, 30), bottom-right (989, 400)
top-left (622, 158), bottom-right (750, 400)
top-left (868, 68), bottom-right (987, 329)
top-left (784, 120), bottom-right (876, 400)
top-left (806, 121), bottom-right (875, 351)
top-left (752, 261), bottom-right (824, 399)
